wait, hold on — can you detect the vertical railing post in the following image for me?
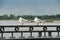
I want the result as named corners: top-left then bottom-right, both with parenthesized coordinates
top-left (44, 31), bottom-right (46, 37)
top-left (29, 27), bottom-right (33, 38)
top-left (56, 26), bottom-right (60, 37)
top-left (38, 32), bottom-right (42, 37)
top-left (21, 32), bottom-right (23, 37)
top-left (48, 32), bottom-right (52, 37)
top-left (58, 31), bottom-right (59, 37)
top-left (11, 32), bottom-right (13, 38)
top-left (0, 27), bottom-right (4, 38)
top-left (43, 26), bottom-right (47, 37)
top-left (10, 32), bottom-right (15, 39)
top-left (1, 33), bottom-right (3, 38)
top-left (30, 32), bottom-right (32, 37)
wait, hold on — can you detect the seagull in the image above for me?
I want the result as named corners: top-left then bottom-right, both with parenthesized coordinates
top-left (34, 17), bottom-right (42, 25)
top-left (19, 17), bottom-right (29, 25)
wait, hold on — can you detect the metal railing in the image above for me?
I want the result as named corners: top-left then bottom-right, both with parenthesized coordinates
top-left (0, 25), bottom-right (60, 39)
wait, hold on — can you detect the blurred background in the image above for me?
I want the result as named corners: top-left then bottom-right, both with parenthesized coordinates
top-left (0, 0), bottom-right (60, 16)
top-left (0, 0), bottom-right (60, 20)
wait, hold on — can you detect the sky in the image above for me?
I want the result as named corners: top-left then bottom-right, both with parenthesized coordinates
top-left (0, 0), bottom-right (60, 16)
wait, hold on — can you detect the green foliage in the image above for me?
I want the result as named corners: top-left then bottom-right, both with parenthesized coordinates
top-left (0, 14), bottom-right (60, 20)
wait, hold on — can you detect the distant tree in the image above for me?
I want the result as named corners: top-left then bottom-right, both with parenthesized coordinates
top-left (9, 14), bottom-right (15, 20)
top-left (2, 15), bottom-right (9, 20)
top-left (0, 14), bottom-right (60, 20)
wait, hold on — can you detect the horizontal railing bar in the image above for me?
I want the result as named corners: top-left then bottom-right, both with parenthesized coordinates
top-left (0, 31), bottom-right (60, 33)
top-left (0, 25), bottom-right (60, 27)
top-left (7, 37), bottom-right (60, 39)
top-left (5, 37), bottom-right (60, 40)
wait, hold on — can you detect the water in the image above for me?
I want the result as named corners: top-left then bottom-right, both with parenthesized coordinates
top-left (0, 20), bottom-right (60, 39)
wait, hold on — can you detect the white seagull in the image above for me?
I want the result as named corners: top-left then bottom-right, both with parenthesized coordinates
top-left (19, 17), bottom-right (29, 25)
top-left (34, 17), bottom-right (42, 25)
